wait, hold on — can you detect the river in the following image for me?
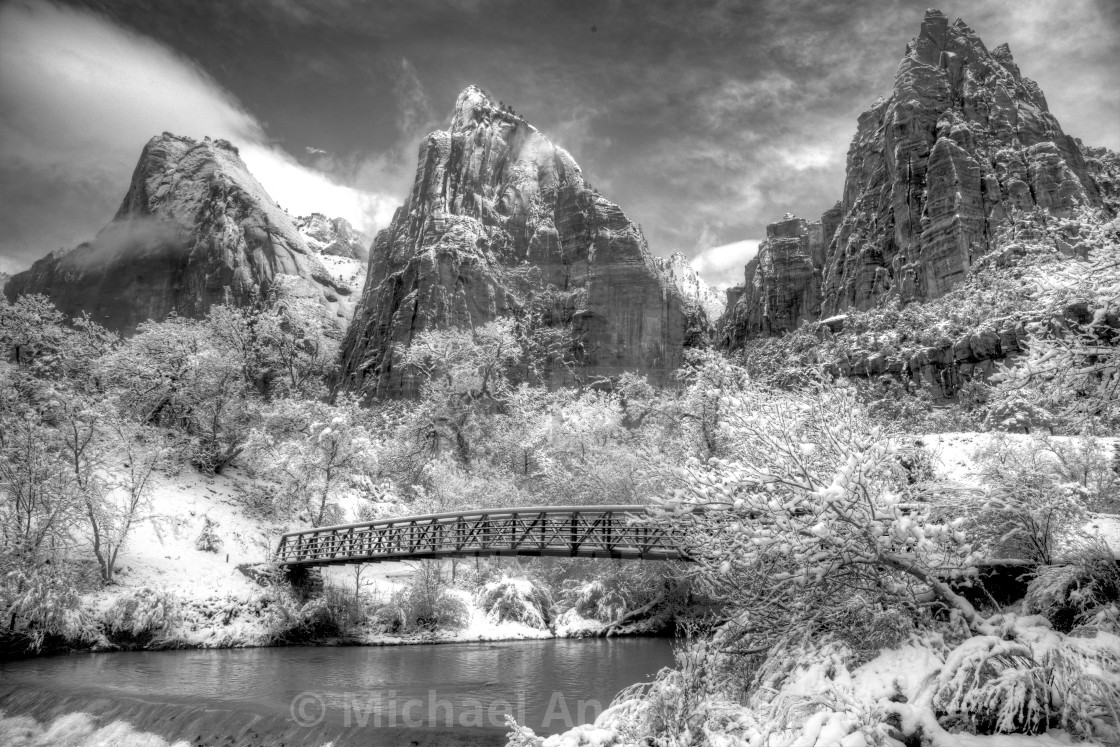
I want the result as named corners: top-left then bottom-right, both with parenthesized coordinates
top-left (0, 637), bottom-right (675, 745)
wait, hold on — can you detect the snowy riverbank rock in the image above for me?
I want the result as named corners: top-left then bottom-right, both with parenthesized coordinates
top-left (4, 134), bottom-right (356, 334)
top-left (338, 85), bottom-right (713, 396)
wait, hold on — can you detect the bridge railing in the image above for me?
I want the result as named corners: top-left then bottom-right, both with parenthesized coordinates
top-left (276, 505), bottom-right (688, 565)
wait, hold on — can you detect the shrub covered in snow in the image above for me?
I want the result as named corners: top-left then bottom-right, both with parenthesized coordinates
top-left (933, 619), bottom-right (1120, 741)
top-left (963, 435), bottom-right (1091, 564)
top-left (1023, 540), bottom-right (1120, 633)
top-left (562, 579), bottom-right (628, 624)
top-left (194, 517), bottom-right (222, 553)
top-left (934, 636), bottom-right (1051, 734)
top-left (391, 561), bottom-right (470, 633)
top-left (1, 566), bottom-right (98, 651)
top-left (102, 587), bottom-right (179, 645)
top-left (477, 576), bottom-right (553, 629)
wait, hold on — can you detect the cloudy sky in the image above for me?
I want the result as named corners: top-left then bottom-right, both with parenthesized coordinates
top-left (1, 0), bottom-right (1117, 286)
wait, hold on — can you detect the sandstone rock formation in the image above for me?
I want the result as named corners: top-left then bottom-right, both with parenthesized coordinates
top-left (340, 86), bottom-right (711, 396)
top-left (4, 134), bottom-right (355, 334)
top-left (723, 9), bottom-right (1115, 348)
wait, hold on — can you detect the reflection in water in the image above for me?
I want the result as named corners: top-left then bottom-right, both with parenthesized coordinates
top-left (1, 638), bottom-right (676, 740)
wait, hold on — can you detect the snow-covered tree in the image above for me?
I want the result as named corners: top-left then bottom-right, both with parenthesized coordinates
top-left (400, 318), bottom-right (525, 468)
top-left (205, 279), bottom-right (338, 400)
top-left (251, 397), bottom-right (379, 525)
top-left (104, 314), bottom-right (259, 473)
top-left (653, 376), bottom-right (985, 647)
top-left (950, 435), bottom-right (1092, 564)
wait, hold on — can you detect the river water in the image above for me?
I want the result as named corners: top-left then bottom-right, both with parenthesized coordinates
top-left (0, 638), bottom-right (676, 746)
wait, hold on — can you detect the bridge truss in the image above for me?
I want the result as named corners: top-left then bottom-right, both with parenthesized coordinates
top-left (276, 505), bottom-right (688, 566)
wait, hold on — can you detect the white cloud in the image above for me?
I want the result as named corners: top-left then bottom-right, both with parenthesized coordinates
top-left (0, 0), bottom-right (391, 274)
top-left (690, 239), bottom-right (762, 289)
top-left (239, 144), bottom-right (399, 230)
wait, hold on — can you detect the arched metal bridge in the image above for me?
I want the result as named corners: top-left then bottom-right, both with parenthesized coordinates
top-left (276, 505), bottom-right (688, 566)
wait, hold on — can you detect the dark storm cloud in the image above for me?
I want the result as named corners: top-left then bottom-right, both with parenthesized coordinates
top-left (3, 0), bottom-right (1117, 288)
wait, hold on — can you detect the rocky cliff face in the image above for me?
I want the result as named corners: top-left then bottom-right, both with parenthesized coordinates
top-left (721, 206), bottom-right (842, 346)
top-left (723, 9), bottom-right (1114, 347)
top-left (1082, 144), bottom-right (1120, 216)
top-left (4, 134), bottom-right (355, 334)
top-left (339, 86), bottom-right (709, 396)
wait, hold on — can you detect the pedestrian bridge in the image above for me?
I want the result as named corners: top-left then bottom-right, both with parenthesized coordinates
top-left (276, 505), bottom-right (688, 566)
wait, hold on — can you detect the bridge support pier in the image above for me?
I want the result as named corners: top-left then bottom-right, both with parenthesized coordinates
top-left (285, 565), bottom-right (323, 600)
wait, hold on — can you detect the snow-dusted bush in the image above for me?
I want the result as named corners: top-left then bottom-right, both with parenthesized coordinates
top-left (257, 581), bottom-right (371, 643)
top-left (1023, 539), bottom-right (1120, 633)
top-left (1, 566), bottom-right (98, 651)
top-left (964, 435), bottom-right (1090, 564)
top-left (562, 579), bottom-right (629, 624)
top-left (103, 314), bottom-right (260, 474)
top-left (608, 637), bottom-right (747, 747)
top-left (369, 601), bottom-right (405, 633)
top-left (102, 587), bottom-right (179, 644)
top-left (820, 595), bottom-right (915, 659)
top-left (1047, 436), bottom-right (1120, 512)
top-left (194, 516), bottom-right (222, 553)
top-left (1025, 625), bottom-right (1120, 742)
top-left (934, 636), bottom-right (1050, 734)
top-left (317, 582), bottom-right (367, 635)
top-left (477, 577), bottom-right (553, 629)
top-left (392, 561), bottom-right (470, 632)
top-left (984, 395), bottom-right (1054, 434)
top-left (561, 617), bottom-right (1120, 746)
top-left (934, 621), bottom-right (1120, 741)
top-left (259, 585), bottom-right (334, 643)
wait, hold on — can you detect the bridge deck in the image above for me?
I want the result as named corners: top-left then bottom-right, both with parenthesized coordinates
top-left (276, 505), bottom-right (687, 566)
